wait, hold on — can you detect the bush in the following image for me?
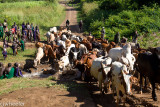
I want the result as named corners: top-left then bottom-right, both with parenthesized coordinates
top-left (81, 3), bottom-right (160, 42)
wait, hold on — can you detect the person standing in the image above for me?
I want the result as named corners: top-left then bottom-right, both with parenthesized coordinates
top-left (79, 20), bottom-right (83, 32)
top-left (3, 19), bottom-right (8, 29)
top-left (35, 26), bottom-right (40, 41)
top-left (12, 41), bottom-right (17, 56)
top-left (17, 26), bottom-right (21, 39)
top-left (2, 48), bottom-right (7, 60)
top-left (0, 23), bottom-right (4, 40)
top-left (22, 22), bottom-right (25, 34)
top-left (13, 22), bottom-right (17, 34)
top-left (101, 27), bottom-right (105, 40)
top-left (66, 19), bottom-right (70, 27)
top-left (114, 32), bottom-right (120, 44)
top-left (132, 30), bottom-right (139, 43)
top-left (3, 37), bottom-right (8, 48)
top-left (20, 39), bottom-right (25, 51)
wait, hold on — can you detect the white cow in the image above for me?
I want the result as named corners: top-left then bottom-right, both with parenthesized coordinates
top-left (57, 39), bottom-right (66, 50)
top-left (108, 44), bottom-right (135, 71)
top-left (61, 34), bottom-right (67, 41)
top-left (111, 61), bottom-right (132, 105)
top-left (58, 55), bottom-right (70, 73)
top-left (46, 32), bottom-right (55, 43)
top-left (34, 47), bottom-right (44, 67)
top-left (71, 35), bottom-right (82, 42)
top-left (65, 44), bottom-right (75, 56)
top-left (79, 44), bottom-right (88, 54)
top-left (90, 57), bottom-right (112, 93)
top-left (50, 27), bottom-right (57, 33)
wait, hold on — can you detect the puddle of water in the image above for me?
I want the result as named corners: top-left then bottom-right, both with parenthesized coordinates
top-left (23, 71), bottom-right (52, 78)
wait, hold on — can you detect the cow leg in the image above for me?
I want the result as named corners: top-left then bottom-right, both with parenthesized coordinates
top-left (156, 84), bottom-right (160, 90)
top-left (144, 77), bottom-right (147, 90)
top-left (108, 80), bottom-right (112, 92)
top-left (151, 80), bottom-right (157, 101)
top-left (116, 88), bottom-right (120, 105)
top-left (140, 74), bottom-right (143, 94)
top-left (99, 80), bottom-right (104, 94)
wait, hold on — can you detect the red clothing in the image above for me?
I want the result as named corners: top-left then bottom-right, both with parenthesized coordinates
top-left (11, 28), bottom-right (15, 34)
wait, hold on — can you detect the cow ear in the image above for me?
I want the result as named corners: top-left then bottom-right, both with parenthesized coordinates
top-left (121, 65), bottom-right (128, 75)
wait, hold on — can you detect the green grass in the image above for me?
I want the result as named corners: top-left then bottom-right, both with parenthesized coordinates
top-left (138, 32), bottom-right (160, 48)
top-left (0, 0), bottom-right (65, 41)
top-left (0, 46), bottom-right (36, 65)
top-left (0, 77), bottom-right (85, 95)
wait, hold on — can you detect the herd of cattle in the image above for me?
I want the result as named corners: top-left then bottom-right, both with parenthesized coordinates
top-left (33, 27), bottom-right (160, 105)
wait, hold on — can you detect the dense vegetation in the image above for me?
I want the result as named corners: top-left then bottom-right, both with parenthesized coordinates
top-left (79, 0), bottom-right (160, 48)
top-left (0, 0), bottom-right (65, 40)
top-left (0, 0), bottom-right (55, 3)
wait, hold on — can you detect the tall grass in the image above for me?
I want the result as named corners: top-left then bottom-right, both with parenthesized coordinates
top-left (0, 0), bottom-right (65, 40)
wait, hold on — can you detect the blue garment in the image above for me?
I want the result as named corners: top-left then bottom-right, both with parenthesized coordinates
top-left (14, 67), bottom-right (23, 77)
top-left (2, 51), bottom-right (7, 56)
top-left (22, 24), bottom-right (25, 34)
top-left (33, 30), bottom-right (36, 41)
top-left (15, 26), bottom-right (17, 34)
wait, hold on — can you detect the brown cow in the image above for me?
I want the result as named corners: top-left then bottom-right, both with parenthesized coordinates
top-left (71, 40), bottom-right (78, 44)
top-left (44, 44), bottom-right (57, 62)
top-left (87, 36), bottom-right (93, 42)
top-left (76, 53), bottom-right (97, 82)
top-left (65, 39), bottom-right (71, 48)
top-left (81, 40), bottom-right (92, 51)
top-left (35, 42), bottom-right (44, 48)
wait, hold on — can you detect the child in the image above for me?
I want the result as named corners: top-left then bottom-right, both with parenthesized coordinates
top-left (14, 63), bottom-right (23, 77)
top-left (2, 48), bottom-right (7, 60)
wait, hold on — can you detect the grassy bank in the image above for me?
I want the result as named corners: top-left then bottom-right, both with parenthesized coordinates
top-left (0, 46), bottom-right (36, 65)
top-left (0, 0), bottom-right (65, 41)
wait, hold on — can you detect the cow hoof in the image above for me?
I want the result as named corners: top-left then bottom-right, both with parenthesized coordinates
top-left (152, 94), bottom-right (157, 101)
top-left (153, 97), bottom-right (157, 101)
top-left (101, 90), bottom-right (105, 95)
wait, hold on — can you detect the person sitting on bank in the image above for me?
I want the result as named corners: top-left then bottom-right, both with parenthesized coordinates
top-left (0, 62), bottom-right (5, 79)
top-left (5, 63), bottom-right (15, 79)
top-left (14, 63), bottom-right (23, 77)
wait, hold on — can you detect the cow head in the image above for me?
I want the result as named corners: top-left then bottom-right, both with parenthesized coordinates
top-left (70, 48), bottom-right (80, 61)
top-left (99, 61), bottom-right (112, 86)
top-left (120, 64), bottom-right (133, 95)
